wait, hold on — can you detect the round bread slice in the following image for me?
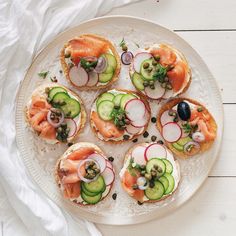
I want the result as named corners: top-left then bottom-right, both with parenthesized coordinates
top-left (120, 142), bottom-right (180, 203)
top-left (129, 43), bottom-right (191, 99)
top-left (90, 89), bottom-right (151, 143)
top-left (60, 34), bottom-right (121, 90)
top-left (55, 142), bottom-right (115, 205)
top-left (25, 83), bottom-right (86, 144)
top-left (157, 97), bottom-right (217, 159)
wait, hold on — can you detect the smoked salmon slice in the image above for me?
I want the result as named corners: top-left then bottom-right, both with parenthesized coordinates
top-left (68, 35), bottom-right (110, 65)
top-left (67, 147), bottom-right (95, 160)
top-left (91, 111), bottom-right (124, 139)
top-left (63, 182), bottom-right (81, 198)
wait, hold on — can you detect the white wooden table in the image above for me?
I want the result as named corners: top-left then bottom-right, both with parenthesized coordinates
top-left (97, 0), bottom-right (236, 235)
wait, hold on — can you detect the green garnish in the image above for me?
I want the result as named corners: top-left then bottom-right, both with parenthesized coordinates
top-left (119, 37), bottom-right (126, 47)
top-left (152, 64), bottom-right (167, 82)
top-left (111, 106), bottom-right (126, 129)
top-left (182, 123), bottom-right (198, 134)
top-left (38, 71), bottom-right (49, 79)
top-left (80, 58), bottom-right (97, 71)
top-left (134, 42), bottom-right (140, 48)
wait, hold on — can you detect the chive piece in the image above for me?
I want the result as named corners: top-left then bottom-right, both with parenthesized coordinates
top-left (38, 71), bottom-right (49, 79)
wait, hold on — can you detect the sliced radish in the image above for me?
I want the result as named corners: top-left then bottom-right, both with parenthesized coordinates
top-left (102, 167), bottom-right (115, 186)
top-left (144, 83), bottom-right (165, 100)
top-left (162, 122), bottom-right (182, 143)
top-left (87, 71), bottom-right (99, 86)
top-left (106, 160), bottom-right (113, 169)
top-left (87, 153), bottom-right (106, 173)
top-left (162, 88), bottom-right (174, 99)
top-left (144, 143), bottom-right (167, 161)
top-left (126, 124), bottom-right (143, 135)
top-left (160, 110), bottom-right (174, 126)
top-left (131, 146), bottom-right (146, 165)
top-left (64, 118), bottom-right (77, 138)
top-left (133, 52), bottom-right (153, 73)
top-left (131, 112), bottom-right (149, 128)
top-left (125, 99), bottom-right (146, 121)
top-left (69, 66), bottom-right (88, 87)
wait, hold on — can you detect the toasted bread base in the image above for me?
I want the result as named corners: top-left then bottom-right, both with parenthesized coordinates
top-left (60, 34), bottom-right (121, 90)
top-left (90, 89), bottom-right (151, 144)
top-left (25, 83), bottom-right (87, 144)
top-left (157, 97), bottom-right (217, 159)
top-left (129, 43), bottom-right (192, 99)
top-left (121, 142), bottom-right (180, 203)
top-left (54, 142), bottom-right (112, 205)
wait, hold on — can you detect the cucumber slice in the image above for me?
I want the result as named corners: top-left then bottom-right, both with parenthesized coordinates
top-left (97, 100), bottom-right (114, 121)
top-left (158, 176), bottom-right (169, 192)
top-left (164, 173), bottom-right (175, 195)
top-left (103, 53), bottom-right (117, 69)
top-left (120, 94), bottom-right (136, 109)
top-left (81, 191), bottom-right (102, 204)
top-left (145, 181), bottom-right (165, 200)
top-left (81, 183), bottom-right (99, 197)
top-left (146, 158), bottom-right (166, 177)
top-left (177, 136), bottom-right (192, 146)
top-left (83, 176), bottom-right (105, 194)
top-left (61, 98), bottom-right (81, 118)
top-left (98, 71), bottom-right (114, 83)
top-left (140, 59), bottom-right (156, 80)
top-left (96, 92), bottom-right (115, 106)
top-left (48, 87), bottom-right (67, 100)
top-left (162, 159), bottom-right (173, 174)
top-left (52, 92), bottom-right (70, 106)
top-left (132, 72), bottom-right (145, 91)
top-left (172, 142), bottom-right (184, 151)
top-left (113, 94), bottom-right (123, 107)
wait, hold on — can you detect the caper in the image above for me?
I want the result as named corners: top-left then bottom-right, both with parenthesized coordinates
top-left (168, 110), bottom-right (175, 116)
top-left (145, 173), bottom-right (152, 180)
top-left (54, 118), bottom-right (59, 123)
top-left (152, 60), bottom-right (158, 66)
top-left (140, 165), bottom-right (146, 170)
top-left (157, 167), bottom-right (163, 173)
top-left (108, 156), bottom-right (114, 162)
top-left (137, 201), bottom-right (143, 205)
top-left (61, 123), bottom-right (67, 128)
top-left (112, 193), bottom-right (117, 200)
top-left (45, 87), bottom-right (50, 94)
top-left (197, 106), bottom-right (203, 112)
top-left (150, 84), bottom-right (155, 90)
top-left (114, 105), bottom-right (120, 109)
top-left (94, 168), bottom-right (100, 174)
top-left (173, 116), bottom-right (179, 122)
top-left (64, 50), bottom-right (71, 58)
top-left (149, 180), bottom-right (155, 188)
top-left (151, 117), bottom-right (156, 123)
top-left (151, 170), bottom-right (157, 177)
top-left (151, 135), bottom-right (157, 142)
top-left (57, 127), bottom-right (62, 133)
top-left (132, 138), bottom-right (138, 143)
top-left (143, 62), bottom-right (149, 69)
top-left (157, 140), bottom-right (164, 145)
top-left (161, 82), bottom-right (167, 89)
top-left (143, 81), bottom-right (149, 87)
top-left (149, 80), bottom-right (154, 85)
top-left (154, 55), bottom-right (160, 61)
top-left (166, 65), bottom-right (174, 71)
top-left (143, 131), bottom-right (149, 138)
top-left (153, 164), bottom-right (159, 170)
top-left (147, 67), bottom-right (153, 73)
top-left (158, 77), bottom-right (165, 83)
top-left (123, 134), bottom-right (130, 140)
top-left (166, 83), bottom-right (172, 90)
top-left (87, 169), bottom-right (94, 175)
top-left (122, 45), bottom-right (128, 52)
top-left (132, 184), bottom-right (139, 190)
top-left (141, 170), bottom-right (146, 176)
top-left (67, 142), bottom-right (73, 147)
top-left (50, 113), bottom-right (56, 119)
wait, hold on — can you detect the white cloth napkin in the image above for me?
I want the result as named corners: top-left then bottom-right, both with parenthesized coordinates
top-left (0, 0), bottom-right (140, 235)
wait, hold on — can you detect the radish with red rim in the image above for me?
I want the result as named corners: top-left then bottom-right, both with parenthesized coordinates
top-left (131, 145), bottom-right (146, 165)
top-left (64, 118), bottom-right (77, 138)
top-left (121, 51), bottom-right (134, 65)
top-left (133, 52), bottom-right (152, 73)
top-left (130, 112), bottom-right (149, 128)
top-left (102, 167), bottom-right (115, 186)
top-left (144, 83), bottom-right (165, 100)
top-left (144, 143), bottom-right (167, 161)
top-left (106, 160), bottom-right (113, 170)
top-left (87, 153), bottom-right (107, 173)
top-left (162, 122), bottom-right (182, 143)
top-left (87, 71), bottom-right (99, 86)
top-left (69, 66), bottom-right (88, 87)
top-left (124, 98), bottom-right (146, 121)
top-left (160, 110), bottom-right (175, 126)
top-left (125, 124), bottom-right (142, 135)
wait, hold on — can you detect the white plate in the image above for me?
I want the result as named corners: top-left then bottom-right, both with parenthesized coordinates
top-left (15, 16), bottom-right (223, 225)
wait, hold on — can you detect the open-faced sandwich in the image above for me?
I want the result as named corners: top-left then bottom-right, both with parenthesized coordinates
top-left (55, 142), bottom-right (115, 205)
top-left (157, 98), bottom-right (217, 158)
top-left (60, 34), bottom-right (121, 90)
top-left (25, 84), bottom-right (86, 144)
top-left (90, 89), bottom-right (151, 142)
top-left (120, 142), bottom-right (180, 203)
top-left (130, 44), bottom-right (191, 100)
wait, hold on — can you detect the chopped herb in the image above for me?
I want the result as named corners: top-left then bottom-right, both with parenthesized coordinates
top-left (134, 42), bottom-right (140, 48)
top-left (111, 107), bottom-right (126, 129)
top-left (152, 64), bottom-right (167, 82)
top-left (119, 37), bottom-right (126, 47)
top-left (182, 123), bottom-right (192, 134)
top-left (80, 58), bottom-right (97, 71)
top-left (38, 71), bottom-right (49, 79)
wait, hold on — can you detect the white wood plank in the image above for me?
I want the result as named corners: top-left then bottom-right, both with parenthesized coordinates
top-left (108, 0), bottom-right (236, 30)
top-left (97, 178), bottom-right (236, 236)
top-left (210, 104), bottom-right (235, 176)
top-left (177, 31), bottom-right (236, 103)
